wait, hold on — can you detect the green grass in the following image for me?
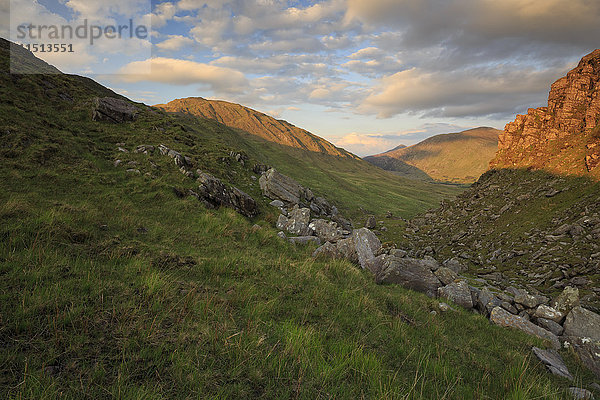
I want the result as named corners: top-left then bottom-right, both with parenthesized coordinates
top-left (0, 40), bottom-right (596, 398)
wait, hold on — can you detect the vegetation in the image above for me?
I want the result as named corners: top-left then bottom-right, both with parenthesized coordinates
top-left (0, 40), bottom-right (594, 398)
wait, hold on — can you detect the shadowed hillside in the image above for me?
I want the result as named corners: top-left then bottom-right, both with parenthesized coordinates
top-left (366, 127), bottom-right (501, 183)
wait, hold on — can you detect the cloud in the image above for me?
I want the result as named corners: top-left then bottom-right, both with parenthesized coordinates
top-left (155, 35), bottom-right (194, 51)
top-left (360, 64), bottom-right (566, 118)
top-left (115, 57), bottom-right (248, 93)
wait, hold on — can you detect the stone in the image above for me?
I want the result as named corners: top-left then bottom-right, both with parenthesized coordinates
top-left (536, 318), bottom-right (564, 336)
top-left (421, 256), bottom-right (441, 271)
top-left (134, 144), bottom-right (154, 154)
top-left (553, 286), bottom-right (580, 316)
top-left (197, 172), bottom-right (258, 217)
top-left (336, 237), bottom-right (359, 264)
top-left (310, 196), bottom-right (333, 216)
top-left (277, 206), bottom-right (312, 236)
top-left (443, 258), bottom-right (467, 274)
top-left (376, 257), bottom-right (443, 298)
top-left (277, 231), bottom-right (286, 239)
top-left (437, 281), bottom-right (473, 309)
top-left (515, 292), bottom-right (548, 309)
top-left (564, 337), bottom-right (600, 379)
top-left (567, 387), bottom-right (595, 400)
top-left (308, 219), bottom-right (344, 243)
top-left (532, 346), bottom-right (573, 380)
top-left (352, 228), bottom-right (382, 269)
top-left (501, 301), bottom-right (519, 315)
top-left (490, 307), bottom-right (560, 350)
top-left (477, 287), bottom-right (502, 316)
top-left (92, 97), bottom-right (138, 123)
top-left (259, 168), bottom-right (307, 205)
top-left (434, 267), bottom-right (458, 286)
top-left (564, 307), bottom-right (600, 341)
top-left (365, 215), bottom-right (376, 229)
top-left (269, 200), bottom-right (285, 208)
top-left (390, 249), bottom-right (407, 258)
top-left (312, 242), bottom-right (340, 259)
top-left (364, 255), bottom-right (388, 277)
top-left (534, 304), bottom-right (564, 323)
top-left (289, 236), bottom-right (321, 246)
top-left (276, 214), bottom-right (289, 230)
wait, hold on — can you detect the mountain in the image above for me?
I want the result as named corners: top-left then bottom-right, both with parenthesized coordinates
top-left (490, 49), bottom-right (600, 179)
top-left (3, 38), bottom-right (590, 398)
top-left (365, 127), bottom-right (501, 183)
top-left (154, 97), bottom-right (354, 158)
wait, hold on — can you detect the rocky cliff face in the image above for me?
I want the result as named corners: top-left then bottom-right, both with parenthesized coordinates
top-left (490, 49), bottom-right (600, 177)
top-left (155, 97), bottom-right (355, 158)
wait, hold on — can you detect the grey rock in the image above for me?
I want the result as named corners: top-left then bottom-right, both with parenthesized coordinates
top-left (564, 307), bottom-right (600, 341)
top-left (364, 255), bottom-right (388, 277)
top-left (534, 304), bottom-right (564, 323)
top-left (501, 301), bottom-right (519, 315)
top-left (352, 228), bottom-right (382, 269)
top-left (434, 267), bottom-right (458, 286)
top-left (289, 236), bottom-right (321, 246)
top-left (553, 286), bottom-right (580, 316)
top-left (443, 258), bottom-right (467, 274)
top-left (269, 200), bottom-right (285, 208)
top-left (277, 231), bottom-right (286, 239)
top-left (92, 97), bottom-right (138, 123)
top-left (377, 257), bottom-right (443, 298)
top-left (390, 249), bottom-right (407, 258)
top-left (515, 292), bottom-right (548, 309)
top-left (564, 336), bottom-right (600, 380)
top-left (259, 168), bottom-right (306, 205)
top-left (421, 256), bottom-right (441, 271)
top-left (312, 242), bottom-right (340, 259)
top-left (532, 347), bottom-right (573, 380)
top-left (283, 206), bottom-right (312, 236)
top-left (336, 237), bottom-right (358, 264)
top-left (134, 144), bottom-right (154, 154)
top-left (309, 219), bottom-right (344, 243)
top-left (276, 214), bottom-right (289, 231)
top-left (197, 172), bottom-right (258, 217)
top-left (536, 318), bottom-right (564, 336)
top-left (490, 307), bottom-right (560, 350)
top-left (365, 215), bottom-right (377, 229)
top-left (438, 281), bottom-right (473, 309)
top-left (567, 387), bottom-right (595, 399)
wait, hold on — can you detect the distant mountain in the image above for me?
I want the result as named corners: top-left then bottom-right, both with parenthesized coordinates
top-left (365, 127), bottom-right (501, 183)
top-left (490, 49), bottom-right (600, 179)
top-left (384, 144), bottom-right (407, 153)
top-left (154, 97), bottom-right (355, 159)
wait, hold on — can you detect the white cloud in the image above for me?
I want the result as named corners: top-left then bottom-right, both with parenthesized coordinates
top-left (156, 35), bottom-right (194, 51)
top-left (114, 57), bottom-right (248, 93)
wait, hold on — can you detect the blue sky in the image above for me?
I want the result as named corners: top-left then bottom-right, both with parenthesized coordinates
top-left (4, 0), bottom-right (600, 155)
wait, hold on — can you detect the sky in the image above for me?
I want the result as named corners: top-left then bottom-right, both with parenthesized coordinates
top-left (4, 0), bottom-right (600, 156)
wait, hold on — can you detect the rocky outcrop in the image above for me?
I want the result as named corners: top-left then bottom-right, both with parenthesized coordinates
top-left (563, 306), bottom-right (600, 341)
top-left (196, 172), bottom-right (258, 218)
top-left (490, 306), bottom-right (560, 350)
top-left (376, 257), bottom-right (442, 298)
top-left (92, 97), bottom-right (138, 123)
top-left (260, 168), bottom-right (309, 206)
top-left (491, 49), bottom-right (600, 177)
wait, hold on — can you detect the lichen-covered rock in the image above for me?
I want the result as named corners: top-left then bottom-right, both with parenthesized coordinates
top-left (534, 305), bottom-right (564, 323)
top-left (490, 307), bottom-right (560, 350)
top-left (309, 219), bottom-right (344, 243)
top-left (532, 347), bottom-right (573, 380)
top-left (438, 281), bottom-right (473, 309)
top-left (352, 228), bottom-right (382, 269)
top-left (434, 267), bottom-right (458, 286)
top-left (552, 286), bottom-right (580, 317)
top-left (288, 236), bottom-right (321, 246)
top-left (259, 168), bottom-right (308, 205)
top-left (312, 242), bottom-right (341, 259)
top-left (196, 172), bottom-right (258, 217)
top-left (564, 336), bottom-right (600, 380)
top-left (283, 206), bottom-right (312, 236)
top-left (336, 237), bottom-right (358, 264)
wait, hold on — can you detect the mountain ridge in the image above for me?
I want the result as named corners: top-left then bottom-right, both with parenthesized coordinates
top-left (154, 97), bottom-right (356, 159)
top-left (365, 127), bottom-right (501, 183)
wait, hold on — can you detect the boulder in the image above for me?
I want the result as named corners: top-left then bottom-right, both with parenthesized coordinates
top-left (336, 237), bottom-right (358, 264)
top-left (536, 318), bottom-right (564, 336)
top-left (364, 255), bottom-right (388, 277)
top-left (515, 292), bottom-right (548, 309)
top-left (276, 214), bottom-right (289, 230)
top-left (377, 257), bottom-right (443, 298)
top-left (437, 281), bottom-right (473, 309)
top-left (365, 215), bottom-right (376, 229)
top-left (312, 242), bottom-right (340, 259)
top-left (269, 200), bottom-right (285, 208)
top-left (134, 144), bottom-right (155, 154)
top-left (533, 305), bottom-right (564, 323)
top-left (352, 228), bottom-right (382, 269)
top-left (289, 236), bottom-right (321, 246)
top-left (566, 387), bottom-right (595, 400)
top-left (309, 219), bottom-right (344, 243)
top-left (92, 97), bottom-right (138, 123)
top-left (434, 267), bottom-right (458, 286)
top-left (532, 347), bottom-right (573, 380)
top-left (282, 206), bottom-right (312, 236)
top-left (421, 256), bottom-right (441, 271)
top-left (490, 307), bottom-right (560, 350)
top-left (564, 336), bottom-right (600, 380)
top-left (552, 286), bottom-right (580, 316)
top-left (443, 258), bottom-right (467, 274)
top-left (310, 196), bottom-right (333, 216)
top-left (563, 307), bottom-right (600, 341)
top-left (196, 172), bottom-right (258, 217)
top-left (259, 168), bottom-right (306, 205)
top-left (477, 287), bottom-right (502, 316)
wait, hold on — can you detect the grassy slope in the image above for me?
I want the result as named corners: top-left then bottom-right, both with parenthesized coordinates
top-left (0, 43), bottom-right (595, 398)
top-left (368, 128), bottom-right (501, 184)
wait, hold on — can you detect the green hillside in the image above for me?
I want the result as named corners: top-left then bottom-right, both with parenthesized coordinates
top-left (0, 40), bottom-right (590, 398)
top-left (366, 127), bottom-right (501, 183)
